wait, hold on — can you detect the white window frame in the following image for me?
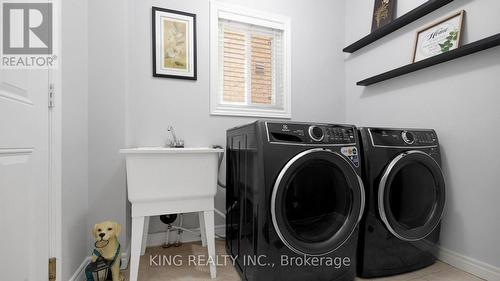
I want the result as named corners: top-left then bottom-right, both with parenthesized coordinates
top-left (210, 1), bottom-right (292, 118)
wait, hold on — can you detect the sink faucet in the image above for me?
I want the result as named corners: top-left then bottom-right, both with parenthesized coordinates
top-left (167, 126), bottom-right (184, 148)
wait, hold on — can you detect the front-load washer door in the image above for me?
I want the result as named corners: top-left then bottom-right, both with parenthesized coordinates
top-left (378, 150), bottom-right (446, 241)
top-left (271, 148), bottom-right (365, 256)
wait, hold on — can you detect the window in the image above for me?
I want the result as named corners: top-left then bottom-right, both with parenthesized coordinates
top-left (210, 2), bottom-right (291, 118)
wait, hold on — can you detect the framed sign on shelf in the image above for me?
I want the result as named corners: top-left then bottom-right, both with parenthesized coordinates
top-left (412, 10), bottom-right (465, 63)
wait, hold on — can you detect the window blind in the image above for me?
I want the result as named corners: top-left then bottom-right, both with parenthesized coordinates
top-left (218, 19), bottom-right (285, 109)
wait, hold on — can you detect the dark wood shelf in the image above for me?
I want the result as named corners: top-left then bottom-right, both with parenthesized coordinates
top-left (343, 0), bottom-right (454, 53)
top-left (357, 33), bottom-right (500, 86)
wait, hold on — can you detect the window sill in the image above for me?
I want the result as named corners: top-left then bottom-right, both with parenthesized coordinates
top-left (210, 107), bottom-right (291, 119)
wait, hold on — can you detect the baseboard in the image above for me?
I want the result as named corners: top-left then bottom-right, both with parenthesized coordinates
top-left (147, 224), bottom-right (226, 247)
top-left (68, 257), bottom-right (90, 281)
top-left (438, 246), bottom-right (500, 281)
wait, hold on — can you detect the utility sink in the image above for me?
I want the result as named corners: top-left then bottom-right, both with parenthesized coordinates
top-left (120, 147), bottom-right (223, 204)
top-left (121, 146), bottom-right (223, 280)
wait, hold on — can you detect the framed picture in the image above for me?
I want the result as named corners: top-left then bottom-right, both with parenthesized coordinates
top-left (412, 10), bottom-right (465, 63)
top-left (371, 0), bottom-right (397, 32)
top-left (152, 7), bottom-right (197, 80)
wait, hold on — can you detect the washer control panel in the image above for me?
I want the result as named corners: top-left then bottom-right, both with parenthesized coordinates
top-left (267, 122), bottom-right (356, 144)
top-left (323, 126), bottom-right (356, 144)
top-left (370, 128), bottom-right (438, 147)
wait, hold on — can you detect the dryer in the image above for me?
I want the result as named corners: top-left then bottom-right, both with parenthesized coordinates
top-left (357, 128), bottom-right (446, 278)
top-left (226, 121), bottom-right (365, 281)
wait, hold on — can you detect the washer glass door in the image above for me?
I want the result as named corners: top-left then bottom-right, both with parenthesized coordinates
top-left (271, 148), bottom-right (364, 256)
top-left (379, 150), bottom-right (446, 241)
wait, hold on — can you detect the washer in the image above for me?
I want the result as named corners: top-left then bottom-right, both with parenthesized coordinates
top-left (226, 121), bottom-right (365, 281)
top-left (357, 128), bottom-right (446, 278)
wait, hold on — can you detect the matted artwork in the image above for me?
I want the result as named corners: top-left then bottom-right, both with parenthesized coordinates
top-left (152, 7), bottom-right (197, 80)
top-left (412, 11), bottom-right (465, 63)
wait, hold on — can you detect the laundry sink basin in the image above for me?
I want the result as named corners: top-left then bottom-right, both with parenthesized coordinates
top-left (120, 147), bottom-right (223, 204)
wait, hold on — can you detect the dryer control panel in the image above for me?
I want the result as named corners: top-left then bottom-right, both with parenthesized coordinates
top-left (266, 122), bottom-right (356, 144)
top-left (369, 128), bottom-right (438, 147)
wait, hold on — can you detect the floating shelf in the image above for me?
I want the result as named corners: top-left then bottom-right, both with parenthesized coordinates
top-left (357, 33), bottom-right (500, 86)
top-left (343, 0), bottom-right (454, 53)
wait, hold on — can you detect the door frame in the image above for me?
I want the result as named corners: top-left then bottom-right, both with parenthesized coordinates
top-left (49, 0), bottom-right (62, 278)
top-left (49, 69), bottom-right (62, 279)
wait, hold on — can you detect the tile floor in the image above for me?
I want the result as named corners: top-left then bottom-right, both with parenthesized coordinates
top-left (123, 240), bottom-right (485, 281)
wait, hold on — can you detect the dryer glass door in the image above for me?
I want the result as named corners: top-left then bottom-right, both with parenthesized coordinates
top-left (378, 151), bottom-right (446, 241)
top-left (271, 148), bottom-right (364, 256)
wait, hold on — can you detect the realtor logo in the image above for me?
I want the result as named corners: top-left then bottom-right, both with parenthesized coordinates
top-left (3, 3), bottom-right (53, 54)
top-left (1, 0), bottom-right (58, 68)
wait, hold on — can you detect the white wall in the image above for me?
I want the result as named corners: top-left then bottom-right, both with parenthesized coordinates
top-left (61, 0), bottom-right (89, 279)
top-left (345, 0), bottom-right (500, 270)
top-left (88, 0), bottom-right (129, 249)
top-left (126, 0), bottom-right (347, 233)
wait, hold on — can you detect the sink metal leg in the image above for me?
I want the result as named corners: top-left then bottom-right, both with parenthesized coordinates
top-left (199, 211), bottom-right (207, 247)
top-left (141, 216), bottom-right (150, 256)
top-left (130, 216), bottom-right (145, 281)
top-left (204, 210), bottom-right (217, 279)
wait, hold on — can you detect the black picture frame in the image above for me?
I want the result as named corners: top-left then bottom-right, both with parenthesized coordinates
top-left (152, 7), bottom-right (197, 80)
top-left (371, 0), bottom-right (397, 32)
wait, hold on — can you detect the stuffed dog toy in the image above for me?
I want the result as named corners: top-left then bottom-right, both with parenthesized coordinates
top-left (88, 221), bottom-right (124, 281)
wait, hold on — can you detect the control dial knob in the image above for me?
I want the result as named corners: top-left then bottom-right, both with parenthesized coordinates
top-left (402, 131), bottom-right (415, 144)
top-left (309, 126), bottom-right (324, 142)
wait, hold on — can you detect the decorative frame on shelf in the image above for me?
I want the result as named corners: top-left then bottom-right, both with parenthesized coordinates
top-left (152, 7), bottom-right (197, 80)
top-left (412, 10), bottom-right (465, 63)
top-left (371, 0), bottom-right (397, 32)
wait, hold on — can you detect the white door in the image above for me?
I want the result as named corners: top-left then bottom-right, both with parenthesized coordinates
top-left (0, 68), bottom-right (50, 280)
